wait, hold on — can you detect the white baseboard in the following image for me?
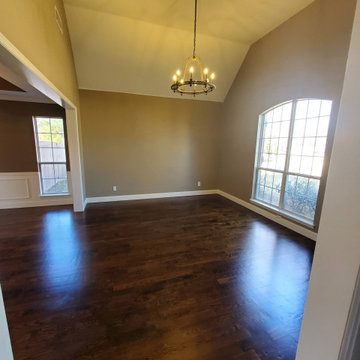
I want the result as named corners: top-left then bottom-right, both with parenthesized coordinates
top-left (86, 190), bottom-right (218, 204)
top-left (85, 188), bottom-right (316, 240)
top-left (0, 198), bottom-right (73, 210)
top-left (217, 190), bottom-right (317, 241)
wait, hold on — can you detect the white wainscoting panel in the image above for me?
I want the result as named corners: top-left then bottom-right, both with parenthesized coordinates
top-left (0, 178), bottom-right (29, 200)
top-left (0, 172), bottom-right (73, 209)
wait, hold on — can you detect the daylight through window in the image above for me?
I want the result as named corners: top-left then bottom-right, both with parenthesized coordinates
top-left (33, 117), bottom-right (69, 195)
top-left (252, 99), bottom-right (332, 224)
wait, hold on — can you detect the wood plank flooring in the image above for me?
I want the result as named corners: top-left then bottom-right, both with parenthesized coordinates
top-left (0, 195), bottom-right (315, 360)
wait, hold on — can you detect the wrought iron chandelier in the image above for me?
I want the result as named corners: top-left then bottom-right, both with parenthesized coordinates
top-left (171, 0), bottom-right (216, 96)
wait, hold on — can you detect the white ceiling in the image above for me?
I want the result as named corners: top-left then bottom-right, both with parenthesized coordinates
top-left (64, 0), bottom-right (315, 102)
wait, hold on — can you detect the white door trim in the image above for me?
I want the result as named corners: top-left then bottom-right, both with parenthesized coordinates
top-left (339, 266), bottom-right (360, 360)
top-left (0, 33), bottom-right (85, 212)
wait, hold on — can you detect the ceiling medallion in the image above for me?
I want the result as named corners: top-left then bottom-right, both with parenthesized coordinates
top-left (171, 0), bottom-right (216, 96)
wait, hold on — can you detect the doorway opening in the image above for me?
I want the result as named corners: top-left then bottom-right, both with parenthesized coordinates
top-left (0, 34), bottom-right (85, 212)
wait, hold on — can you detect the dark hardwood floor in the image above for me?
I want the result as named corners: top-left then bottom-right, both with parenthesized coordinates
top-left (0, 195), bottom-right (315, 360)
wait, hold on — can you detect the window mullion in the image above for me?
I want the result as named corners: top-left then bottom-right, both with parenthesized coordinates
top-left (38, 162), bottom-right (67, 165)
top-left (279, 100), bottom-right (297, 211)
top-left (33, 118), bottom-right (45, 194)
top-left (254, 168), bottom-right (260, 198)
top-left (258, 115), bottom-right (265, 169)
top-left (287, 171), bottom-right (320, 181)
top-left (33, 118), bottom-right (40, 163)
top-left (252, 115), bottom-right (265, 199)
top-left (256, 115), bottom-right (264, 172)
top-left (258, 167), bottom-right (283, 174)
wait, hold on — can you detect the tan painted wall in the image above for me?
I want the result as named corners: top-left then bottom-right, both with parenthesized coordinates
top-left (79, 90), bottom-right (222, 197)
top-left (218, 0), bottom-right (356, 216)
top-left (0, 100), bottom-right (69, 172)
top-left (0, 0), bottom-right (79, 106)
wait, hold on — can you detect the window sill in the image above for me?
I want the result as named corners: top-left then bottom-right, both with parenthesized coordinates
top-left (250, 198), bottom-right (315, 229)
top-left (40, 193), bottom-right (71, 197)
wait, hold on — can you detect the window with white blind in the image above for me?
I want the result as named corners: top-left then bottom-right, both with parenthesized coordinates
top-left (33, 117), bottom-right (69, 195)
top-left (252, 99), bottom-right (332, 225)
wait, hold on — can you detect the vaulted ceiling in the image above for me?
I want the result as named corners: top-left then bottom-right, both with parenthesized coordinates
top-left (64, 0), bottom-right (315, 102)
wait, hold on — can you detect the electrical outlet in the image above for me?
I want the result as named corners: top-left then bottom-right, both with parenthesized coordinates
top-left (197, 181), bottom-right (201, 187)
top-left (113, 186), bottom-right (117, 192)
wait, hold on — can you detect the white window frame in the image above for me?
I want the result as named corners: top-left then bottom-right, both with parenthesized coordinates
top-left (33, 116), bottom-right (70, 196)
top-left (251, 99), bottom-right (332, 227)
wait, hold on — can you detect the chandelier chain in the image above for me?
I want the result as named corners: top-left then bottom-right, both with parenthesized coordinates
top-left (193, 0), bottom-right (198, 58)
top-left (170, 0), bottom-right (216, 96)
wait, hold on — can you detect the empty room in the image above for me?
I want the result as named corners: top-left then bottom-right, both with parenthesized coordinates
top-left (0, 0), bottom-right (360, 359)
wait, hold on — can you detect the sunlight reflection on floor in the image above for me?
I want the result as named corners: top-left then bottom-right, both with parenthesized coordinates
top-left (41, 210), bottom-right (84, 306)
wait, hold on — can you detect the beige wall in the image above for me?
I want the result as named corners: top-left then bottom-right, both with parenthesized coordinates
top-left (0, 100), bottom-right (69, 172)
top-left (79, 0), bottom-right (356, 202)
top-left (218, 0), bottom-right (356, 218)
top-left (0, 0), bottom-right (79, 107)
top-left (79, 90), bottom-right (222, 197)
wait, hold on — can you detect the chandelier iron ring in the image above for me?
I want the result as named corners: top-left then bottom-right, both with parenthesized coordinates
top-left (171, 80), bottom-right (216, 96)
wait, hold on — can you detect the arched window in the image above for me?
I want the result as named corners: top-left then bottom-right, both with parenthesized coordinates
top-left (252, 99), bottom-right (332, 224)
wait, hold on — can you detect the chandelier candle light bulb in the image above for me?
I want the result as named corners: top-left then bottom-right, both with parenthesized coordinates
top-left (170, 0), bottom-right (216, 96)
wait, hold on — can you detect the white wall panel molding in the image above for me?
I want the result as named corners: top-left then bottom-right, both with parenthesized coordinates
top-left (0, 172), bottom-right (73, 209)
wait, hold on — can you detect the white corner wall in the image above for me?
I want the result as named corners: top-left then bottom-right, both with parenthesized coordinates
top-left (296, 0), bottom-right (360, 358)
top-left (0, 285), bottom-right (13, 360)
